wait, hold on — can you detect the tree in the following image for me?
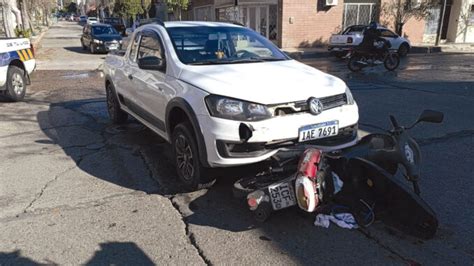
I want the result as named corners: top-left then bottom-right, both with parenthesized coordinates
top-left (66, 2), bottom-right (78, 14)
top-left (113, 0), bottom-right (143, 20)
top-left (381, 0), bottom-right (439, 36)
top-left (166, 0), bottom-right (189, 20)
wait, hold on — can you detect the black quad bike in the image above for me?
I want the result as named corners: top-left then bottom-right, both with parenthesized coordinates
top-left (234, 110), bottom-right (444, 239)
top-left (347, 40), bottom-right (401, 72)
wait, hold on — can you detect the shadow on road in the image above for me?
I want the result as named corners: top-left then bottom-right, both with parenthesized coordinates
top-left (64, 46), bottom-right (90, 54)
top-left (33, 97), bottom-right (408, 264)
top-left (0, 242), bottom-right (154, 265)
top-left (0, 250), bottom-right (42, 265)
top-left (33, 76), bottom-right (474, 263)
top-left (85, 242), bottom-right (154, 265)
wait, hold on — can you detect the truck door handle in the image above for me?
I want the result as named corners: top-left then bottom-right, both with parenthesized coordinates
top-left (128, 74), bottom-right (133, 80)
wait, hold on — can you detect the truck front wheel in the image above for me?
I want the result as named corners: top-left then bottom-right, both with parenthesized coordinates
top-left (4, 65), bottom-right (26, 102)
top-left (172, 122), bottom-right (216, 191)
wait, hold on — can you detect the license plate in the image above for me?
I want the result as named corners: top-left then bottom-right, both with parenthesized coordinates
top-left (108, 46), bottom-right (118, 50)
top-left (333, 47), bottom-right (341, 51)
top-left (268, 181), bottom-right (296, 210)
top-left (299, 120), bottom-right (339, 142)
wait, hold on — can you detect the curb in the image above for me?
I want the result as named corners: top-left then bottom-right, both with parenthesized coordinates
top-left (284, 51), bottom-right (330, 60)
top-left (284, 45), bottom-right (443, 60)
top-left (30, 27), bottom-right (49, 52)
top-left (410, 46), bottom-right (442, 54)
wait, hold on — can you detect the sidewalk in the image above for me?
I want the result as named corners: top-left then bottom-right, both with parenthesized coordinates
top-left (283, 43), bottom-right (474, 59)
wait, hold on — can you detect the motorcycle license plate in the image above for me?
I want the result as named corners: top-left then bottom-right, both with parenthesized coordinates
top-left (298, 121), bottom-right (339, 142)
top-left (268, 181), bottom-right (296, 210)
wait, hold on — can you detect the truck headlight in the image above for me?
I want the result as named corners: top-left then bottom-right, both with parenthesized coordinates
top-left (205, 95), bottom-right (271, 121)
top-left (345, 87), bottom-right (355, 105)
top-left (93, 39), bottom-right (103, 44)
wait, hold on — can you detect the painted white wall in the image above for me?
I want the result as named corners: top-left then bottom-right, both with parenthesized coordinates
top-left (452, 0), bottom-right (474, 43)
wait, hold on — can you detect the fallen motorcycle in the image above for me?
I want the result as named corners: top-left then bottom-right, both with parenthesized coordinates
top-left (347, 40), bottom-right (400, 72)
top-left (234, 110), bottom-right (444, 239)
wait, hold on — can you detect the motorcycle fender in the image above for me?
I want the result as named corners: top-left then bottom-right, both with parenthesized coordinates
top-left (346, 157), bottom-right (438, 239)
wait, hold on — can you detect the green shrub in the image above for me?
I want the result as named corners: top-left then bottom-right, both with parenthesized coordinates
top-left (15, 28), bottom-right (32, 38)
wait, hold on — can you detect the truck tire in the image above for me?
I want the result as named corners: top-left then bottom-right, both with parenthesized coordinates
top-left (4, 65), bottom-right (26, 102)
top-left (172, 122), bottom-right (216, 191)
top-left (398, 43), bottom-right (409, 57)
top-left (106, 83), bottom-right (128, 124)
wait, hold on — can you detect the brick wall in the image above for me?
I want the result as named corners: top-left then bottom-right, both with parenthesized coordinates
top-left (281, 0), bottom-right (344, 48)
top-left (402, 18), bottom-right (425, 44)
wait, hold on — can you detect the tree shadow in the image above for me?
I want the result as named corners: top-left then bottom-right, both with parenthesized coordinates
top-left (0, 242), bottom-right (155, 265)
top-left (64, 46), bottom-right (93, 55)
top-left (0, 250), bottom-right (43, 265)
top-left (85, 242), bottom-right (154, 265)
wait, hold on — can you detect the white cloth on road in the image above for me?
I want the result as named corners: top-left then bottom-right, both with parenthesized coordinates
top-left (314, 213), bottom-right (359, 229)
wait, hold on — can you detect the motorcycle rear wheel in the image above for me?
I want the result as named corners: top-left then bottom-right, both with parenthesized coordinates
top-left (348, 55), bottom-right (364, 72)
top-left (384, 53), bottom-right (400, 71)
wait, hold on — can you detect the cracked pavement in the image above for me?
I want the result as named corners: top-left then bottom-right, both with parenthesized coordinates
top-left (0, 21), bottom-right (473, 265)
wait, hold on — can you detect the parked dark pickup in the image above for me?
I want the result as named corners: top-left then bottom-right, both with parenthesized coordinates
top-left (102, 17), bottom-right (126, 36)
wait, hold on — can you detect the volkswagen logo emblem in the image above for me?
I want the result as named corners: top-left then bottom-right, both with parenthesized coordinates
top-left (308, 97), bottom-right (323, 115)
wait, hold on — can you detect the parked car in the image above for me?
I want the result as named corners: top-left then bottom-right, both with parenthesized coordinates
top-left (81, 24), bottom-right (123, 54)
top-left (79, 15), bottom-right (87, 25)
top-left (328, 24), bottom-right (411, 57)
top-left (0, 38), bottom-right (36, 101)
top-left (103, 21), bottom-right (359, 191)
top-left (87, 17), bottom-right (98, 25)
top-left (102, 17), bottom-right (126, 36)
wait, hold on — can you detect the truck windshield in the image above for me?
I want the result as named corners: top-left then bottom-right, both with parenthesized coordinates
top-left (92, 26), bottom-right (118, 35)
top-left (167, 26), bottom-right (288, 65)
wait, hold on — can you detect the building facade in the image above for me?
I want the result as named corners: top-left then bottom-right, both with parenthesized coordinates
top-left (187, 0), bottom-right (426, 48)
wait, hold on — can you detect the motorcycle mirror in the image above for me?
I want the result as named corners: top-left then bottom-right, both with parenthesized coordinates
top-left (416, 110), bottom-right (444, 124)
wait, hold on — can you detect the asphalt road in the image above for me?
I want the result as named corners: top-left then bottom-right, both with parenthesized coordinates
top-left (0, 21), bottom-right (473, 265)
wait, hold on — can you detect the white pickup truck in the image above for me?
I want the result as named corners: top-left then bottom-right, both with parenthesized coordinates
top-left (328, 25), bottom-right (411, 57)
top-left (0, 38), bottom-right (36, 101)
top-left (103, 21), bottom-right (359, 191)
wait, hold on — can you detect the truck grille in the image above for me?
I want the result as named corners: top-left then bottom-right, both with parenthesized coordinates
top-left (270, 93), bottom-right (347, 116)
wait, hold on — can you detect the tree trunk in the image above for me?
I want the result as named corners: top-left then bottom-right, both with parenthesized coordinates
top-left (2, 2), bottom-right (15, 37)
top-left (396, 22), bottom-right (404, 36)
top-left (19, 0), bottom-right (31, 32)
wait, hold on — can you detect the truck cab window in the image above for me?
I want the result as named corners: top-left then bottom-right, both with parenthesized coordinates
top-left (137, 33), bottom-right (165, 62)
top-left (129, 33), bottom-right (141, 62)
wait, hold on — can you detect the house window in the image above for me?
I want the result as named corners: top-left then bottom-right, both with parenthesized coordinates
top-left (216, 6), bottom-right (240, 22)
top-left (342, 3), bottom-right (378, 29)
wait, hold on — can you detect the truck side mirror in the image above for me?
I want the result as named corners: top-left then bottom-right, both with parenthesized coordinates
top-left (138, 56), bottom-right (166, 71)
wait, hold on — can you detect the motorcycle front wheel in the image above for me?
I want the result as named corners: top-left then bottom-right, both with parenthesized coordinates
top-left (384, 53), bottom-right (400, 71)
top-left (348, 55), bottom-right (364, 72)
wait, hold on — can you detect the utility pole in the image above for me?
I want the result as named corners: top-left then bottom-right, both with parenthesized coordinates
top-left (435, 0), bottom-right (447, 46)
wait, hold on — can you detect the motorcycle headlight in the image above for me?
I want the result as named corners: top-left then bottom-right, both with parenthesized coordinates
top-left (345, 87), bottom-right (355, 105)
top-left (93, 39), bottom-right (103, 44)
top-left (205, 95), bottom-right (271, 121)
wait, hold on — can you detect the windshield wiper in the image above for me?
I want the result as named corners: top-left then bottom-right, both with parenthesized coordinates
top-left (259, 58), bottom-right (287, 61)
top-left (188, 57), bottom-right (285, 65)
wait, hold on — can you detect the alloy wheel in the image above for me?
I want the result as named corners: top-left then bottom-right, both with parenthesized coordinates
top-left (175, 135), bottom-right (194, 181)
top-left (12, 73), bottom-right (24, 95)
